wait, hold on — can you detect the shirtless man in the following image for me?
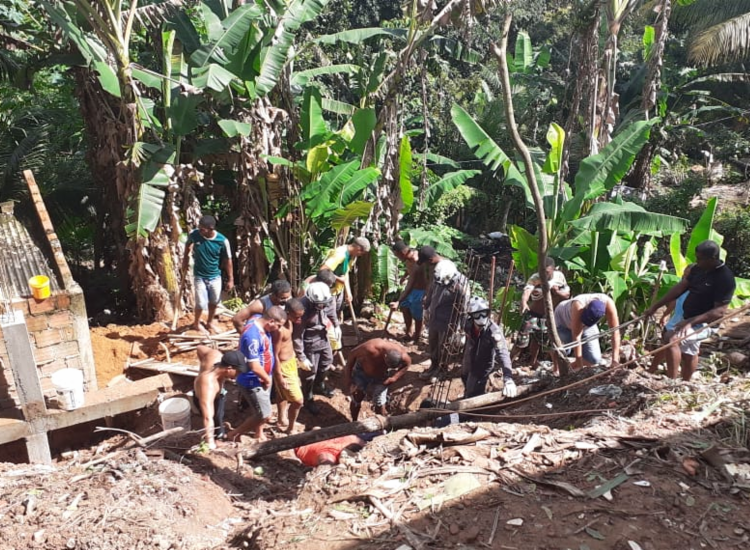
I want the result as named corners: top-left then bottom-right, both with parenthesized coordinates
top-left (389, 241), bottom-right (429, 341)
top-left (272, 298), bottom-right (305, 434)
top-left (232, 279), bottom-right (293, 332)
top-left (343, 338), bottom-right (411, 421)
top-left (193, 345), bottom-right (248, 450)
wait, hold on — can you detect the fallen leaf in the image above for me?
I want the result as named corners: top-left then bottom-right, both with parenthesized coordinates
top-left (507, 518), bottom-right (524, 526)
top-left (685, 495), bottom-right (695, 507)
top-left (541, 505), bottom-right (553, 520)
top-left (627, 542), bottom-right (643, 550)
top-left (585, 527), bottom-right (605, 540)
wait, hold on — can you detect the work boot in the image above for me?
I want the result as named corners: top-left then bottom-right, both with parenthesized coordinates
top-left (419, 365), bottom-right (439, 381)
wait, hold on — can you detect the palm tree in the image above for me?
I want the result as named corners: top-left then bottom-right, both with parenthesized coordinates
top-left (675, 0), bottom-right (750, 66)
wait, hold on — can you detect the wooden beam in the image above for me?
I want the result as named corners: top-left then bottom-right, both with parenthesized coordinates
top-left (0, 373), bottom-right (175, 447)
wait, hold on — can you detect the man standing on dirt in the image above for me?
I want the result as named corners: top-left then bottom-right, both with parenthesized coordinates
top-left (272, 298), bottom-right (305, 434)
top-left (194, 346), bottom-right (248, 450)
top-left (389, 241), bottom-right (428, 342)
top-left (645, 240), bottom-right (736, 380)
top-left (227, 306), bottom-right (287, 442)
top-left (183, 215), bottom-right (234, 334)
top-left (343, 338), bottom-right (411, 421)
top-left (320, 236), bottom-right (371, 314)
top-left (553, 293), bottom-right (621, 373)
top-left (463, 297), bottom-right (516, 399)
top-left (294, 282), bottom-right (339, 414)
top-left (516, 257), bottom-right (570, 365)
top-left (420, 258), bottom-right (467, 381)
top-left (232, 279), bottom-right (293, 332)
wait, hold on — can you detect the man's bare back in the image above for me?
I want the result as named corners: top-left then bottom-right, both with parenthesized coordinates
top-left (406, 257), bottom-right (428, 291)
top-left (346, 338), bottom-right (410, 380)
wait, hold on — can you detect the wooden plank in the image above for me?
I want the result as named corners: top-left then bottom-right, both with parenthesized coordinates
top-left (0, 373), bottom-right (175, 447)
top-left (128, 362), bottom-right (200, 377)
top-left (36, 373), bottom-right (174, 432)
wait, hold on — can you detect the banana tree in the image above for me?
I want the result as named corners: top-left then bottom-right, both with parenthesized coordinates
top-left (452, 100), bottom-right (689, 314)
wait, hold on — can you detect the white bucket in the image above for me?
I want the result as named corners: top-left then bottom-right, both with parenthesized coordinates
top-left (158, 397), bottom-right (192, 431)
top-left (51, 368), bottom-right (85, 411)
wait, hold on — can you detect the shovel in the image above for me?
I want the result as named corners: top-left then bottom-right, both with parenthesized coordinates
top-left (383, 307), bottom-right (395, 334)
top-left (171, 265), bottom-right (189, 331)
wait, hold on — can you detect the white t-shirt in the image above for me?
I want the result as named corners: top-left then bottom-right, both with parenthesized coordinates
top-left (554, 293), bottom-right (609, 329)
top-left (525, 270), bottom-right (568, 301)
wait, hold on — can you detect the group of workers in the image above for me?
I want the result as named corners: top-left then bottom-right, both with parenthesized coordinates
top-left (184, 215), bottom-right (736, 451)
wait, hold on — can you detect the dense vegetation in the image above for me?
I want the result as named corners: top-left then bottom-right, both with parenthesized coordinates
top-left (1, 0), bottom-right (749, 322)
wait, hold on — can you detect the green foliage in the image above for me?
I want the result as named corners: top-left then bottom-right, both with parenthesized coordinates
top-left (715, 207), bottom-right (750, 278)
top-left (370, 243), bottom-right (401, 298)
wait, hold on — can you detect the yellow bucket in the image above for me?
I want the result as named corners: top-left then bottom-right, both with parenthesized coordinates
top-left (29, 275), bottom-right (51, 300)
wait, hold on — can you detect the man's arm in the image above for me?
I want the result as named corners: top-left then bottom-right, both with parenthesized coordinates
top-left (550, 280), bottom-right (570, 301)
top-left (384, 352), bottom-right (412, 386)
top-left (271, 331), bottom-right (288, 390)
top-left (222, 257), bottom-right (234, 292)
top-left (605, 297), bottom-right (621, 367)
top-left (248, 359), bottom-right (271, 389)
top-left (520, 286), bottom-right (533, 312)
top-left (194, 375), bottom-right (217, 448)
top-left (182, 239), bottom-right (194, 273)
top-left (342, 347), bottom-right (363, 393)
top-left (292, 320), bottom-right (311, 367)
top-left (646, 278), bottom-right (689, 316)
top-left (232, 300), bottom-right (264, 332)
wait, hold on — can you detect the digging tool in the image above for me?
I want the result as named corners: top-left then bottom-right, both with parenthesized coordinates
top-left (642, 260), bottom-right (668, 346)
top-left (348, 299), bottom-right (361, 341)
top-left (383, 307), bottom-right (395, 334)
top-left (497, 259), bottom-right (515, 322)
top-left (171, 264), bottom-right (189, 331)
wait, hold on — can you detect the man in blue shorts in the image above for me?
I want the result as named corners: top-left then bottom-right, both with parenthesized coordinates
top-left (646, 240), bottom-right (735, 380)
top-left (227, 306), bottom-right (286, 442)
top-left (182, 215), bottom-right (234, 333)
top-left (390, 241), bottom-right (428, 342)
top-left (343, 338), bottom-right (411, 420)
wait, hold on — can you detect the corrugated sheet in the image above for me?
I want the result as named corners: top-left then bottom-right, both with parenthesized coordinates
top-left (0, 210), bottom-right (60, 303)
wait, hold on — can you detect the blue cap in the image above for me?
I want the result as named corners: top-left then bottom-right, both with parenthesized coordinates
top-left (581, 299), bottom-right (606, 327)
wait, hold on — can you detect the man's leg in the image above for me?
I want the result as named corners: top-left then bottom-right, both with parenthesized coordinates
top-left (313, 344), bottom-right (334, 398)
top-left (205, 276), bottom-right (222, 333)
top-left (679, 335), bottom-right (703, 381)
top-left (213, 392), bottom-right (227, 439)
top-left (420, 327), bottom-right (443, 379)
top-left (350, 390), bottom-right (364, 421)
top-left (581, 325), bottom-right (603, 366)
top-left (227, 387), bottom-right (263, 441)
top-left (276, 400), bottom-right (289, 429)
top-left (192, 278), bottom-right (207, 330)
top-left (302, 348), bottom-right (320, 413)
top-left (665, 333), bottom-right (683, 379)
top-left (552, 325), bottom-right (573, 374)
top-left (401, 307), bottom-right (413, 338)
top-left (372, 384), bottom-right (388, 416)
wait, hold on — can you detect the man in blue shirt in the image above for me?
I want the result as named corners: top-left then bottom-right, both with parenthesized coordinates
top-left (182, 215), bottom-right (234, 333)
top-left (227, 306), bottom-right (287, 442)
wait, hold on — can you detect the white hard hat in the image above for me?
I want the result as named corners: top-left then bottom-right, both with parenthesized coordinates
top-left (305, 281), bottom-right (332, 304)
top-left (433, 259), bottom-right (458, 286)
top-left (468, 296), bottom-right (490, 314)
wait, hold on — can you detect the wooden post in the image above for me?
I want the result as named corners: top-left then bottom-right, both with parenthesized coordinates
top-left (2, 309), bottom-right (52, 464)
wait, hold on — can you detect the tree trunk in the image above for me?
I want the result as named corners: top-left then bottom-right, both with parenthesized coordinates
top-left (628, 0), bottom-right (672, 191)
top-left (492, 13), bottom-right (568, 376)
top-left (234, 98), bottom-right (292, 298)
top-left (561, 2), bottom-right (601, 183)
top-left (241, 388), bottom-right (522, 460)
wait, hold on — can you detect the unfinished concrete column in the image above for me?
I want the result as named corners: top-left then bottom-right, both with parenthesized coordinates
top-left (2, 309), bottom-right (51, 464)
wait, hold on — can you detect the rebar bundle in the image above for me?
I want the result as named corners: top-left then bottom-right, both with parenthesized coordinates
top-left (428, 252), bottom-right (483, 407)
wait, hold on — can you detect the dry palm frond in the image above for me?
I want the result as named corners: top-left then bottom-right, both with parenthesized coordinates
top-left (689, 12), bottom-right (750, 66)
top-left (131, 0), bottom-right (198, 29)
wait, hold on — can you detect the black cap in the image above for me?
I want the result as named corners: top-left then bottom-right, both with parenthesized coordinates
top-left (417, 245), bottom-right (437, 265)
top-left (199, 215), bottom-right (216, 229)
top-left (220, 350), bottom-right (248, 372)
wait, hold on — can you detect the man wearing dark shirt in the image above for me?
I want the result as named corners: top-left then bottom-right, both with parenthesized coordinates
top-left (646, 240), bottom-right (736, 380)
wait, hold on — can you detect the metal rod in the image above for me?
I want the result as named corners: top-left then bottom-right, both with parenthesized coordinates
top-left (498, 259), bottom-right (515, 323)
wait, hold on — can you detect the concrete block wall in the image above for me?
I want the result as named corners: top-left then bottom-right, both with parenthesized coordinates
top-left (0, 285), bottom-right (96, 412)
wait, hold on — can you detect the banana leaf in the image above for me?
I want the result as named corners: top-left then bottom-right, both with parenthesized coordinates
top-left (399, 136), bottom-right (414, 213)
top-left (315, 28), bottom-right (406, 45)
top-left (300, 87), bottom-right (328, 148)
top-left (330, 201), bottom-right (373, 230)
top-left (371, 243), bottom-right (401, 296)
top-left (569, 201), bottom-right (688, 236)
top-left (190, 4), bottom-right (261, 67)
top-left (256, 0), bottom-right (330, 96)
top-left (423, 170), bottom-right (480, 208)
